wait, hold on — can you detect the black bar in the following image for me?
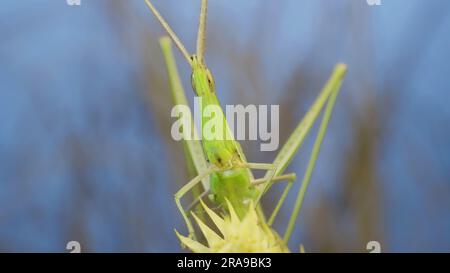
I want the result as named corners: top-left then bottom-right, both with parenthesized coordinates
top-left (0, 253), bottom-right (448, 272)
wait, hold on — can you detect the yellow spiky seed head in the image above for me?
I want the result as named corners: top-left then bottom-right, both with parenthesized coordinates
top-left (175, 200), bottom-right (290, 253)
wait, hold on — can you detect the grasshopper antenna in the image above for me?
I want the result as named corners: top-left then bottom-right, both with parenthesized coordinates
top-left (144, 0), bottom-right (192, 65)
top-left (196, 0), bottom-right (208, 63)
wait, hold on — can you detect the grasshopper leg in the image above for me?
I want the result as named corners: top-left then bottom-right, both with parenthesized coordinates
top-left (238, 162), bottom-right (277, 203)
top-left (251, 173), bottom-right (297, 226)
top-left (186, 189), bottom-right (210, 212)
top-left (174, 166), bottom-right (217, 239)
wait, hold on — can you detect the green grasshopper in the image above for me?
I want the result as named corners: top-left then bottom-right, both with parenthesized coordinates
top-left (145, 0), bottom-right (347, 243)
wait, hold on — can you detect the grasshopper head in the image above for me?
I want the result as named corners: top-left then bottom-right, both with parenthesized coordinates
top-left (190, 55), bottom-right (215, 96)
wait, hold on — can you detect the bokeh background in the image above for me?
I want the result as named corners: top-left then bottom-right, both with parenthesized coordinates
top-left (1, 0), bottom-right (449, 252)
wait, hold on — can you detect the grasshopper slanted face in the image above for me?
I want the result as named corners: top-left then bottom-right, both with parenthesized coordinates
top-left (190, 55), bottom-right (215, 97)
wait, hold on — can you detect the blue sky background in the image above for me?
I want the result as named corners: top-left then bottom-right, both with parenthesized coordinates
top-left (0, 0), bottom-right (449, 252)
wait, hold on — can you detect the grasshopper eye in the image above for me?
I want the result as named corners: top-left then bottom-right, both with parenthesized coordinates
top-left (206, 69), bottom-right (215, 91)
top-left (191, 73), bottom-right (196, 91)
